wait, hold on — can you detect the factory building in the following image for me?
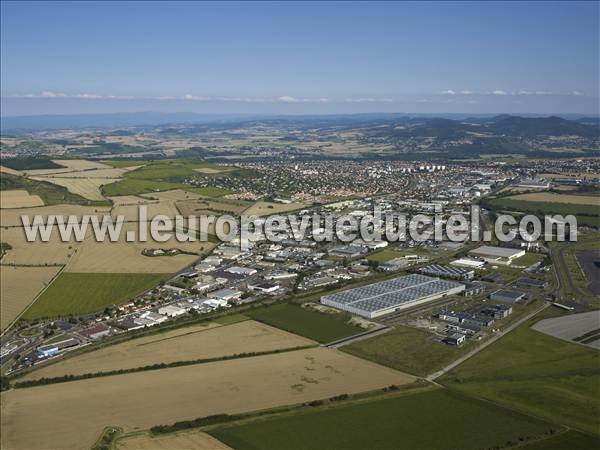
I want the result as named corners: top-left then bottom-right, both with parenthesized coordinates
top-left (321, 274), bottom-right (465, 319)
top-left (489, 289), bottom-right (528, 304)
top-left (419, 264), bottom-right (474, 280)
top-left (469, 246), bottom-right (526, 266)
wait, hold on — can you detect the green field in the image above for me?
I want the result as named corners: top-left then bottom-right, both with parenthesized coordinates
top-left (365, 249), bottom-right (405, 262)
top-left (341, 325), bottom-right (469, 377)
top-left (22, 273), bottom-right (167, 319)
top-left (513, 252), bottom-right (547, 267)
top-left (210, 389), bottom-right (558, 450)
top-left (245, 303), bottom-right (361, 343)
top-left (101, 160), bottom-right (232, 197)
top-left (1, 157), bottom-right (64, 170)
top-left (441, 310), bottom-right (600, 435)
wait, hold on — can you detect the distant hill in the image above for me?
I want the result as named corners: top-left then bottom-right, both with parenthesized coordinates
top-left (487, 115), bottom-right (599, 138)
top-left (1, 112), bottom-right (598, 138)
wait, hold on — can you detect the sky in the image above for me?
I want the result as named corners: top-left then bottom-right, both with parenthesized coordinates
top-left (1, 1), bottom-right (598, 116)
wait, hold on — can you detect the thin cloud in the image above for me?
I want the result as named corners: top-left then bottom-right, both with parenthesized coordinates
top-left (345, 97), bottom-right (393, 103)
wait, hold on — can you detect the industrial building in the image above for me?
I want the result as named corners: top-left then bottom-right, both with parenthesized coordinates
top-left (419, 264), bottom-right (474, 280)
top-left (490, 289), bottom-right (527, 304)
top-left (516, 278), bottom-right (548, 289)
top-left (469, 246), bottom-right (526, 265)
top-left (450, 258), bottom-right (486, 269)
top-left (321, 274), bottom-right (465, 319)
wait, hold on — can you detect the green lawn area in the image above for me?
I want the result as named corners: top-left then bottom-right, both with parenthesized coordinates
top-left (341, 325), bottom-right (470, 377)
top-left (366, 249), bottom-right (404, 262)
top-left (210, 389), bottom-right (559, 450)
top-left (440, 310), bottom-right (600, 435)
top-left (517, 431), bottom-right (600, 450)
top-left (245, 303), bottom-right (361, 343)
top-left (513, 252), bottom-right (546, 267)
top-left (22, 273), bottom-right (167, 319)
top-left (101, 159), bottom-right (232, 197)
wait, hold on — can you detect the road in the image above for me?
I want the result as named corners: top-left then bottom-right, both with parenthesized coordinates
top-left (324, 325), bottom-right (392, 348)
top-left (426, 301), bottom-right (550, 381)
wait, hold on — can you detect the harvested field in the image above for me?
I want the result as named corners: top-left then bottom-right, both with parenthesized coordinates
top-left (0, 189), bottom-right (44, 208)
top-left (193, 167), bottom-right (232, 174)
top-left (0, 266), bottom-right (61, 330)
top-left (65, 223), bottom-right (214, 273)
top-left (111, 200), bottom-right (181, 222)
top-left (21, 320), bottom-right (315, 380)
top-left (1, 348), bottom-right (414, 450)
top-left (510, 192), bottom-right (599, 205)
top-left (540, 172), bottom-right (600, 180)
top-left (38, 168), bottom-right (129, 178)
top-left (0, 165), bottom-right (24, 176)
top-left (176, 198), bottom-right (249, 216)
top-left (0, 227), bottom-right (77, 265)
top-left (116, 431), bottom-right (231, 450)
top-left (243, 201), bottom-right (308, 216)
top-left (0, 204), bottom-right (111, 227)
top-left (108, 195), bottom-right (159, 206)
top-left (30, 177), bottom-right (120, 200)
top-left (22, 159), bottom-right (110, 176)
top-left (141, 189), bottom-right (203, 202)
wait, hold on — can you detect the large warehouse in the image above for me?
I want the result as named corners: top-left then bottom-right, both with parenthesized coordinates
top-left (321, 274), bottom-right (465, 319)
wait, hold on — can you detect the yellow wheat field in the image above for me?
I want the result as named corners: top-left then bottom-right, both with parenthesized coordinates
top-left (21, 320), bottom-right (315, 381)
top-left (30, 177), bottom-right (121, 200)
top-left (22, 159), bottom-right (112, 176)
top-left (0, 227), bottom-right (79, 266)
top-left (243, 201), bottom-right (308, 216)
top-left (0, 266), bottom-right (62, 330)
top-left (64, 222), bottom-right (215, 273)
top-left (0, 190), bottom-right (44, 209)
top-left (1, 347), bottom-right (414, 450)
top-left (0, 204), bottom-right (111, 227)
top-left (0, 165), bottom-right (24, 176)
top-left (510, 192), bottom-right (599, 205)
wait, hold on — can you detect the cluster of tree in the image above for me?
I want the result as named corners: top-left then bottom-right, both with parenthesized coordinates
top-left (0, 376), bottom-right (10, 391)
top-left (151, 414), bottom-right (240, 434)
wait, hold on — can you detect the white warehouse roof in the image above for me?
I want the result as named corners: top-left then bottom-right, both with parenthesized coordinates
top-left (321, 274), bottom-right (465, 319)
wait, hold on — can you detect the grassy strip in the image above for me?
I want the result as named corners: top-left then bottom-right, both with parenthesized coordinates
top-left (245, 303), bottom-right (361, 344)
top-left (13, 345), bottom-right (316, 389)
top-left (209, 389), bottom-right (561, 450)
top-left (341, 324), bottom-right (473, 377)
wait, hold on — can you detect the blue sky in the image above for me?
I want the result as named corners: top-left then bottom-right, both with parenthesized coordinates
top-left (1, 1), bottom-right (598, 116)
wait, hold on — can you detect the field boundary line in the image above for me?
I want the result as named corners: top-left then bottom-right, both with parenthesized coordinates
top-left (1, 264), bottom-right (66, 337)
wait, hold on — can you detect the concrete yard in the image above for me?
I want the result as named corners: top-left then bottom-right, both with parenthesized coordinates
top-left (532, 311), bottom-right (600, 349)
